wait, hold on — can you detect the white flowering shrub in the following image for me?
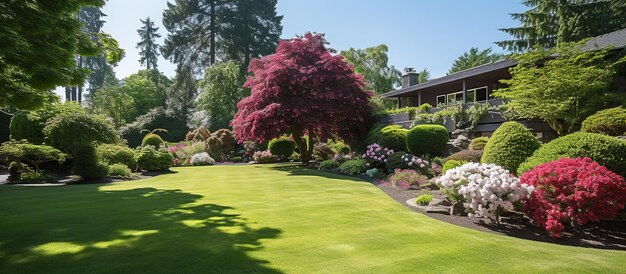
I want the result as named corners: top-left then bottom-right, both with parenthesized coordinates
top-left (190, 152), bottom-right (216, 166)
top-left (436, 162), bottom-right (534, 222)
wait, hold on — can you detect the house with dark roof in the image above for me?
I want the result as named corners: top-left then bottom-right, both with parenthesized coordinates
top-left (381, 28), bottom-right (626, 139)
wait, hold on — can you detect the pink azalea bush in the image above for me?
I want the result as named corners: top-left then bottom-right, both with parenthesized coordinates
top-left (253, 150), bottom-right (277, 164)
top-left (383, 169), bottom-right (428, 190)
top-left (521, 157), bottom-right (626, 237)
top-left (363, 143), bottom-right (393, 168)
top-left (168, 143), bottom-right (185, 154)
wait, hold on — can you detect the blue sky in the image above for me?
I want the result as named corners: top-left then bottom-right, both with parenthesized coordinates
top-left (56, 0), bottom-right (526, 98)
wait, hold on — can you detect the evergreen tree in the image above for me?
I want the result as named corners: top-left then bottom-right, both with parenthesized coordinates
top-left (162, 0), bottom-right (282, 72)
top-left (497, 0), bottom-right (626, 52)
top-left (137, 17), bottom-right (162, 70)
top-left (418, 68), bottom-right (431, 84)
top-left (448, 48), bottom-right (503, 74)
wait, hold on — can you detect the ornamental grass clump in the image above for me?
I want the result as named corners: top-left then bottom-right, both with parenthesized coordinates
top-left (520, 157), bottom-right (626, 238)
top-left (437, 163), bottom-right (534, 221)
top-left (363, 143), bottom-right (393, 168)
top-left (384, 169), bottom-right (428, 190)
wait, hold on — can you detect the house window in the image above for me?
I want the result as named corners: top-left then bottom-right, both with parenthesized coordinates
top-left (436, 95), bottom-right (446, 106)
top-left (467, 90), bottom-right (476, 103)
top-left (475, 87), bottom-right (488, 102)
top-left (447, 91), bottom-right (463, 105)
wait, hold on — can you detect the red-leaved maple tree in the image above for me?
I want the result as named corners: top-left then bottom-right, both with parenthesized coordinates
top-left (231, 33), bottom-right (374, 163)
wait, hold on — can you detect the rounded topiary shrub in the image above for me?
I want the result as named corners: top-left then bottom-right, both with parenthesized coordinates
top-left (268, 137), bottom-right (296, 160)
top-left (142, 133), bottom-right (164, 148)
top-left (581, 107), bottom-right (626, 136)
top-left (135, 146), bottom-right (173, 171)
top-left (518, 132), bottom-right (626, 177)
top-left (73, 145), bottom-right (108, 180)
top-left (469, 137), bottom-right (489, 150)
top-left (108, 163), bottom-right (133, 179)
top-left (97, 144), bottom-right (137, 170)
top-left (481, 122), bottom-right (540, 173)
top-left (378, 125), bottom-right (408, 152)
top-left (406, 124), bottom-right (449, 156)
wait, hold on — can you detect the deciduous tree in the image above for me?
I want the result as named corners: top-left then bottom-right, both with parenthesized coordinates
top-left (197, 61), bottom-right (246, 131)
top-left (231, 33), bottom-right (375, 163)
top-left (340, 45), bottom-right (400, 94)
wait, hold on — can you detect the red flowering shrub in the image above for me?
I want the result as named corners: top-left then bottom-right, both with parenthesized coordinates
top-left (521, 157), bottom-right (626, 237)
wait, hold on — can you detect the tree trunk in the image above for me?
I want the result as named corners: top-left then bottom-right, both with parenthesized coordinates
top-left (292, 133), bottom-right (309, 164)
top-left (307, 129), bottom-right (314, 161)
top-left (209, 0), bottom-right (216, 66)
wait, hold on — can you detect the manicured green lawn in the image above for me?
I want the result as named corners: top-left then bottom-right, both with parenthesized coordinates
top-left (1, 164), bottom-right (625, 273)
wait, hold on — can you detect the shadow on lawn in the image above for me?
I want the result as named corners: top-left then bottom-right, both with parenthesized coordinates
top-left (0, 185), bottom-right (282, 273)
top-left (264, 164), bottom-right (371, 183)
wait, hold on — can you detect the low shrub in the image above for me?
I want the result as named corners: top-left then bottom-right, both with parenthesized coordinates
top-left (319, 159), bottom-right (340, 170)
top-left (231, 156), bottom-right (243, 163)
top-left (517, 132), bottom-right (626, 177)
top-left (185, 126), bottom-right (211, 141)
top-left (378, 125), bottom-right (408, 152)
top-left (329, 140), bottom-right (351, 155)
top-left (289, 152), bottom-right (301, 162)
top-left (108, 163), bottom-right (133, 179)
top-left (43, 112), bottom-right (118, 153)
top-left (581, 107), bottom-right (626, 136)
top-left (481, 122), bottom-right (540, 173)
top-left (521, 158), bottom-right (626, 237)
top-left (8, 161), bottom-right (25, 180)
top-left (73, 145), bottom-right (108, 180)
top-left (385, 152), bottom-right (407, 172)
top-left (469, 137), bottom-right (489, 150)
top-left (97, 144), bottom-right (136, 170)
top-left (269, 137), bottom-right (296, 160)
top-left (415, 194), bottom-right (433, 206)
top-left (445, 150), bottom-right (483, 163)
top-left (339, 159), bottom-right (367, 175)
top-left (313, 143), bottom-right (336, 161)
top-left (20, 170), bottom-right (56, 182)
top-left (0, 141), bottom-right (66, 171)
top-left (253, 150), bottom-right (277, 164)
top-left (384, 169), bottom-right (429, 190)
top-left (206, 129), bottom-right (237, 162)
top-left (362, 143), bottom-right (393, 168)
top-left (442, 160), bottom-right (466, 173)
top-left (406, 125), bottom-right (449, 156)
top-left (190, 152), bottom-right (215, 166)
top-left (385, 152), bottom-right (430, 174)
top-left (438, 162), bottom-right (533, 222)
top-left (136, 146), bottom-right (173, 171)
top-left (366, 168), bottom-right (386, 179)
top-left (172, 142), bottom-right (205, 163)
top-left (142, 133), bottom-right (165, 149)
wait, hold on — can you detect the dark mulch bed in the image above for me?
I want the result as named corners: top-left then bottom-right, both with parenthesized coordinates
top-left (375, 181), bottom-right (626, 251)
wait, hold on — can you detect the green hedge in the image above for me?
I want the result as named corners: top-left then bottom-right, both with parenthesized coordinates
top-left (406, 125), bottom-right (449, 156)
top-left (97, 144), bottom-right (137, 170)
top-left (518, 132), bottom-right (626, 177)
top-left (481, 122), bottom-right (540, 173)
top-left (378, 125), bottom-right (408, 152)
top-left (269, 137), bottom-right (296, 160)
top-left (135, 146), bottom-right (173, 171)
top-left (339, 159), bottom-right (367, 175)
top-left (581, 107), bottom-right (626, 136)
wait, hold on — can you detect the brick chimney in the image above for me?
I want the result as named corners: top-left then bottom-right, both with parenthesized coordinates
top-left (401, 67), bottom-right (419, 88)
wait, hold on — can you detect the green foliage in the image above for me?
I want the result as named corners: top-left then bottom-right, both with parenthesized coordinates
top-left (340, 45), bottom-right (401, 94)
top-left (339, 159), bottom-right (368, 175)
top-left (469, 137), bottom-right (489, 150)
top-left (366, 168), bottom-right (385, 179)
top-left (415, 194), bottom-right (433, 206)
top-left (73, 145), bottom-right (108, 180)
top-left (313, 143), bottom-right (336, 161)
top-left (205, 129), bottom-right (237, 162)
top-left (268, 137), bottom-right (296, 160)
top-left (385, 152), bottom-right (407, 173)
top-left (0, 142), bottom-right (65, 171)
top-left (119, 107), bottom-right (189, 147)
top-left (9, 102), bottom-right (84, 144)
top-left (319, 159), bottom-right (341, 170)
top-left (43, 112), bottom-right (118, 153)
top-left (378, 125), bottom-right (408, 152)
top-left (88, 80), bottom-right (135, 127)
top-left (495, 42), bottom-right (618, 136)
top-left (0, 0), bottom-right (107, 110)
top-left (448, 47), bottom-right (503, 74)
top-left (96, 144), bottom-right (137, 170)
top-left (142, 133), bottom-right (165, 149)
top-left (433, 102), bottom-right (489, 130)
top-left (135, 146), bottom-right (173, 171)
top-left (386, 104), bottom-right (432, 120)
top-left (96, 32), bottom-right (126, 65)
top-left (173, 142), bottom-right (207, 163)
top-left (107, 163), bottom-right (134, 179)
top-left (518, 132), bottom-right (626, 177)
top-left (406, 125), bottom-right (449, 156)
top-left (137, 17), bottom-right (161, 70)
top-left (357, 123), bottom-right (385, 152)
top-left (446, 150), bottom-right (483, 163)
top-left (581, 107), bottom-right (626, 136)
top-left (442, 160), bottom-right (466, 173)
top-left (20, 170), bottom-right (56, 182)
top-left (481, 122), bottom-right (540, 173)
top-left (328, 140), bottom-right (351, 155)
top-left (8, 161), bottom-right (24, 180)
top-left (197, 61), bottom-right (246, 131)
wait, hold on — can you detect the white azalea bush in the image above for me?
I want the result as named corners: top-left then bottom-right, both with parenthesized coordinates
top-left (190, 152), bottom-right (216, 166)
top-left (436, 162), bottom-right (534, 222)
